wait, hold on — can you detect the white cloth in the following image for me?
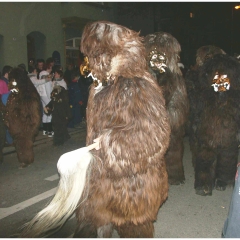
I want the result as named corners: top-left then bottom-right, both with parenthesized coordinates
top-left (52, 78), bottom-right (67, 90)
top-left (38, 70), bottom-right (53, 99)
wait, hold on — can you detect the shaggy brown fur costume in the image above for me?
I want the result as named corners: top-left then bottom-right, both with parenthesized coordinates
top-left (188, 53), bottom-right (240, 196)
top-left (73, 21), bottom-right (171, 238)
top-left (2, 68), bottom-right (41, 168)
top-left (144, 32), bottom-right (189, 185)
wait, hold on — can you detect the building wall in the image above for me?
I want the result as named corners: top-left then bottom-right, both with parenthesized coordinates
top-left (0, 2), bottom-right (115, 71)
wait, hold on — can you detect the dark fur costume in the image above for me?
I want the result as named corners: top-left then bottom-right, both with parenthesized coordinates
top-left (144, 32), bottom-right (189, 185)
top-left (185, 45), bottom-right (226, 164)
top-left (189, 54), bottom-right (240, 196)
top-left (2, 68), bottom-right (41, 168)
top-left (73, 21), bottom-right (171, 238)
top-left (45, 86), bottom-right (71, 146)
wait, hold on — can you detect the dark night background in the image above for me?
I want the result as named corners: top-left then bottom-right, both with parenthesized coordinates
top-left (115, 2), bottom-right (240, 67)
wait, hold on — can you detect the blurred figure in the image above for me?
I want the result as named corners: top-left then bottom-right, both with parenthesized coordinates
top-left (0, 65), bottom-right (13, 86)
top-left (63, 63), bottom-right (74, 87)
top-left (222, 163), bottom-right (240, 237)
top-left (36, 59), bottom-right (45, 76)
top-left (44, 85), bottom-right (71, 146)
top-left (18, 63), bottom-right (28, 75)
top-left (46, 57), bottom-right (55, 74)
top-left (52, 69), bottom-right (67, 90)
top-left (28, 58), bottom-right (35, 72)
top-left (39, 63), bottom-right (54, 137)
top-left (68, 71), bottom-right (83, 128)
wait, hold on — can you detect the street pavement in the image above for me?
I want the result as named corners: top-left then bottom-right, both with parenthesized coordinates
top-left (0, 125), bottom-right (235, 238)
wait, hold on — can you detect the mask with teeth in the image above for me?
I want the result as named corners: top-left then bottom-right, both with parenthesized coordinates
top-left (148, 48), bottom-right (167, 73)
top-left (211, 72), bottom-right (230, 92)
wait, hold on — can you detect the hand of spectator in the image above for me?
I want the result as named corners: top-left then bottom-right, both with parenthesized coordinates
top-left (44, 107), bottom-right (49, 114)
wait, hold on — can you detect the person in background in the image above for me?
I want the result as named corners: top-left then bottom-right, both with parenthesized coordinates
top-left (68, 71), bottom-right (83, 128)
top-left (78, 73), bottom-right (92, 122)
top-left (0, 66), bottom-right (13, 147)
top-left (46, 57), bottom-right (55, 74)
top-left (0, 65), bottom-right (13, 86)
top-left (39, 63), bottom-right (54, 137)
top-left (52, 69), bottom-right (67, 90)
top-left (18, 63), bottom-right (28, 75)
top-left (44, 85), bottom-right (71, 146)
top-left (28, 58), bottom-right (35, 72)
top-left (36, 59), bottom-right (45, 77)
top-left (63, 63), bottom-right (74, 87)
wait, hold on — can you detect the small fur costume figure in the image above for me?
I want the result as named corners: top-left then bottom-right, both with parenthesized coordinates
top-left (20, 21), bottom-right (171, 238)
top-left (189, 53), bottom-right (240, 196)
top-left (2, 67), bottom-right (41, 168)
top-left (44, 85), bottom-right (71, 146)
top-left (145, 32), bottom-right (189, 185)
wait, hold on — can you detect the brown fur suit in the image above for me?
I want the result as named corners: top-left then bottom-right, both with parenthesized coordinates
top-left (144, 32), bottom-right (189, 185)
top-left (185, 45), bottom-right (226, 168)
top-left (188, 53), bottom-right (240, 196)
top-left (75, 21), bottom-right (170, 238)
top-left (19, 21), bottom-right (170, 238)
top-left (2, 68), bottom-right (41, 168)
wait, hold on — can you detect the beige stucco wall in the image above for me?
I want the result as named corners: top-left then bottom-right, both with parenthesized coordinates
top-left (0, 2), bottom-right (115, 71)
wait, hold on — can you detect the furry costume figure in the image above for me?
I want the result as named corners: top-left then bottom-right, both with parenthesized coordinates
top-left (20, 21), bottom-right (171, 238)
top-left (144, 32), bottom-right (189, 185)
top-left (185, 45), bottom-right (226, 166)
top-left (2, 67), bottom-right (41, 168)
top-left (189, 53), bottom-right (240, 196)
top-left (44, 85), bottom-right (71, 146)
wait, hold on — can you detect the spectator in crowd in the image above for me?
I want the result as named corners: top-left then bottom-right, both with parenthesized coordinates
top-left (36, 59), bottom-right (45, 76)
top-left (0, 65), bottom-right (13, 86)
top-left (28, 58), bottom-right (35, 72)
top-left (68, 71), bottom-right (83, 128)
top-left (39, 63), bottom-right (54, 137)
top-left (18, 63), bottom-right (28, 75)
top-left (44, 85), bottom-right (71, 146)
top-left (63, 63), bottom-right (74, 87)
top-left (52, 69), bottom-right (67, 90)
top-left (28, 65), bottom-right (52, 95)
top-left (54, 65), bottom-right (63, 72)
top-left (46, 57), bottom-right (55, 74)
top-left (78, 73), bottom-right (92, 122)
top-left (0, 78), bottom-right (9, 97)
top-left (0, 66), bottom-right (13, 146)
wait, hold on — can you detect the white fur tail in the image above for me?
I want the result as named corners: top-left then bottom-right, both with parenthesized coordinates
top-left (20, 147), bottom-right (93, 237)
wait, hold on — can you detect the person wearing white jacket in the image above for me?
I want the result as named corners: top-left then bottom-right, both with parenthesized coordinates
top-left (38, 64), bottom-right (54, 137)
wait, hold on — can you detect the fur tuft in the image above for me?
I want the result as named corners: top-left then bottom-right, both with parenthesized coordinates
top-left (20, 147), bottom-right (93, 237)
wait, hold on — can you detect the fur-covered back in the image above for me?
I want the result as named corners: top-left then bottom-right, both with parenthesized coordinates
top-left (80, 21), bottom-right (151, 81)
top-left (78, 21), bottom-right (171, 236)
top-left (196, 45), bottom-right (226, 67)
top-left (144, 32), bottom-right (182, 75)
top-left (4, 67), bottom-right (41, 166)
